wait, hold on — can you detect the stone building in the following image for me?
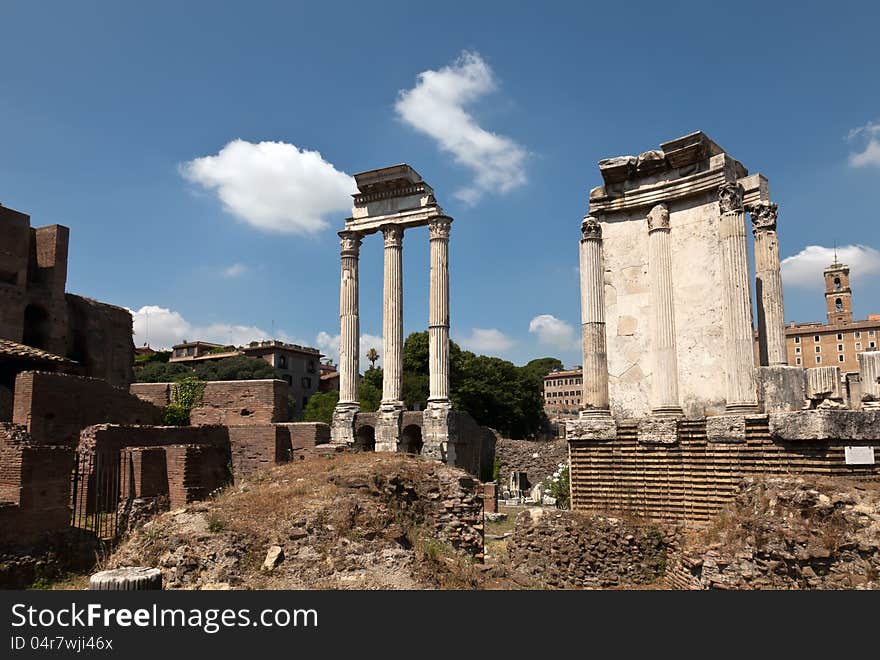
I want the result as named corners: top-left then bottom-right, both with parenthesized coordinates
top-left (169, 339), bottom-right (322, 417)
top-left (566, 131), bottom-right (880, 525)
top-left (783, 260), bottom-right (880, 372)
top-left (0, 203), bottom-right (134, 408)
top-left (543, 367), bottom-right (583, 424)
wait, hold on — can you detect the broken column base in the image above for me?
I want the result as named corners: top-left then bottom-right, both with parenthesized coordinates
top-left (375, 407), bottom-right (403, 452)
top-left (330, 403), bottom-right (359, 445)
top-left (566, 414), bottom-right (617, 441)
top-left (757, 365), bottom-right (806, 413)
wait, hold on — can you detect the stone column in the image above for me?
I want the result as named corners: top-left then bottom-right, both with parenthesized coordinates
top-left (646, 204), bottom-right (683, 416)
top-left (579, 216), bottom-right (611, 417)
top-left (427, 216), bottom-right (452, 408)
top-left (380, 225), bottom-right (404, 410)
top-left (857, 352), bottom-right (880, 409)
top-left (332, 230), bottom-right (362, 444)
top-left (718, 183), bottom-right (758, 413)
top-left (749, 201), bottom-right (787, 366)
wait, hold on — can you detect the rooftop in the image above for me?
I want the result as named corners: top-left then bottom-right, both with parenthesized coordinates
top-left (0, 338), bottom-right (76, 365)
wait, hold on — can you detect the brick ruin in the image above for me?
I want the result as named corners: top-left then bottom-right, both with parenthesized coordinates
top-left (567, 131), bottom-right (880, 524)
top-left (0, 371), bottom-right (332, 549)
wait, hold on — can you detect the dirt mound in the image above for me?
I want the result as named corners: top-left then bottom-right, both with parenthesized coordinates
top-left (668, 477), bottom-right (880, 589)
top-left (107, 454), bottom-right (485, 590)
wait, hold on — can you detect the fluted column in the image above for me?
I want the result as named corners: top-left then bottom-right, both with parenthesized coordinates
top-left (428, 216), bottom-right (452, 407)
top-left (337, 231), bottom-right (362, 407)
top-left (579, 216), bottom-right (610, 416)
top-left (718, 183), bottom-right (758, 412)
top-left (748, 201), bottom-right (786, 366)
top-left (381, 225), bottom-right (404, 409)
top-left (646, 204), bottom-right (683, 416)
top-left (858, 351), bottom-right (880, 409)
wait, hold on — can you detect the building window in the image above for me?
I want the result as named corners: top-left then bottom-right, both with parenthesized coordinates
top-left (838, 355), bottom-right (845, 362)
top-left (856, 342), bottom-right (862, 350)
top-left (795, 347), bottom-right (801, 355)
top-left (837, 344), bottom-right (844, 352)
top-left (834, 277), bottom-right (841, 290)
top-left (835, 298), bottom-right (842, 311)
top-left (815, 346), bottom-right (821, 353)
top-left (278, 355), bottom-right (288, 369)
top-left (301, 376), bottom-right (312, 389)
top-left (837, 333), bottom-right (843, 341)
top-left (870, 331), bottom-right (876, 337)
top-left (856, 331), bottom-right (862, 339)
top-left (307, 360), bottom-right (316, 374)
top-left (816, 356), bottom-right (822, 364)
top-left (795, 357), bottom-right (802, 365)
top-left (794, 336), bottom-right (801, 344)
top-left (814, 335), bottom-right (820, 342)
top-left (871, 341), bottom-right (877, 349)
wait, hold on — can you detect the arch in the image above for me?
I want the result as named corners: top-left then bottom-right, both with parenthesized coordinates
top-left (354, 425), bottom-right (375, 452)
top-left (834, 277), bottom-right (841, 290)
top-left (836, 297), bottom-right (843, 311)
top-left (23, 304), bottom-right (50, 349)
top-left (399, 424), bottom-right (423, 455)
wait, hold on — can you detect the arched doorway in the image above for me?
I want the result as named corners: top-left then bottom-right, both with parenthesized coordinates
top-left (354, 425), bottom-right (375, 452)
top-left (23, 304), bottom-right (50, 349)
top-left (399, 424), bottom-right (423, 455)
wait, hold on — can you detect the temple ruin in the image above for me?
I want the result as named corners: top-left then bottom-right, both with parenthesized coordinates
top-left (330, 165), bottom-right (492, 476)
top-left (568, 131), bottom-right (880, 523)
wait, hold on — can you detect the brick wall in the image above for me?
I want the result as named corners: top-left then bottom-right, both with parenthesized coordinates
top-left (570, 417), bottom-right (880, 525)
top-left (128, 447), bottom-right (169, 498)
top-left (65, 294), bottom-right (134, 388)
top-left (165, 444), bottom-right (230, 508)
top-left (13, 371), bottom-right (163, 446)
top-left (277, 422), bottom-right (330, 450)
top-left (77, 424), bottom-right (229, 456)
top-left (227, 425), bottom-right (292, 479)
top-left (129, 383), bottom-right (171, 408)
top-left (0, 384), bottom-right (12, 422)
top-left (190, 379), bottom-right (289, 426)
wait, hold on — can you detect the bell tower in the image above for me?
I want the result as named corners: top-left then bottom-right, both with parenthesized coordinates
top-left (824, 259), bottom-right (852, 324)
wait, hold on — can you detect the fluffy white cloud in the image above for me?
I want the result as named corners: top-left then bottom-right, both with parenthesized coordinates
top-left (395, 51), bottom-right (527, 204)
top-left (180, 139), bottom-right (356, 234)
top-left (781, 244), bottom-right (880, 289)
top-left (222, 263), bottom-right (248, 278)
top-left (528, 314), bottom-right (579, 350)
top-left (315, 331), bottom-right (384, 369)
top-left (130, 305), bottom-right (273, 349)
top-left (457, 328), bottom-right (515, 353)
top-left (847, 120), bottom-right (880, 167)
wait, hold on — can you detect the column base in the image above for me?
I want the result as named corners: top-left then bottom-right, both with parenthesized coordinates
top-left (422, 402), bottom-right (452, 461)
top-left (578, 407), bottom-right (611, 420)
top-left (650, 406), bottom-right (683, 418)
top-left (375, 407), bottom-right (403, 452)
top-left (379, 400), bottom-right (406, 413)
top-left (331, 403), bottom-right (359, 445)
top-left (724, 403), bottom-right (759, 414)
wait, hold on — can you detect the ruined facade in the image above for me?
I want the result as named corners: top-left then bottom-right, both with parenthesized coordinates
top-left (329, 165), bottom-right (491, 477)
top-left (567, 132), bottom-right (880, 523)
top-left (0, 204), bottom-right (134, 400)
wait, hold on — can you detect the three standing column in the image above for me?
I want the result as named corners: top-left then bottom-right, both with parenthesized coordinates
top-left (427, 216), bottom-right (452, 407)
top-left (381, 225), bottom-right (404, 410)
top-left (748, 201), bottom-right (786, 366)
top-left (718, 183), bottom-right (758, 412)
top-left (578, 216), bottom-right (611, 417)
top-left (337, 230), bottom-right (362, 408)
top-left (646, 203), bottom-right (683, 416)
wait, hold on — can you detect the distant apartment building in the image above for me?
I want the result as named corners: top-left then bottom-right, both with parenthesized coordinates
top-left (319, 362), bottom-right (340, 393)
top-left (783, 260), bottom-right (880, 373)
top-left (169, 339), bottom-right (322, 417)
top-left (543, 368), bottom-right (583, 426)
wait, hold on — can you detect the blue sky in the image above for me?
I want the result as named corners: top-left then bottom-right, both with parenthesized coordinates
top-left (2, 1), bottom-right (878, 368)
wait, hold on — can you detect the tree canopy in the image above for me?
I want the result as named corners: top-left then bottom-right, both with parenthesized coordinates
top-left (134, 355), bottom-right (276, 383)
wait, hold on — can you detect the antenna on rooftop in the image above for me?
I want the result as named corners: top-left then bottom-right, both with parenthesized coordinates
top-left (833, 240), bottom-right (838, 264)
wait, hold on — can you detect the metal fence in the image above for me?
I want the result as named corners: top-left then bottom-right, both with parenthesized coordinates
top-left (70, 450), bottom-right (134, 539)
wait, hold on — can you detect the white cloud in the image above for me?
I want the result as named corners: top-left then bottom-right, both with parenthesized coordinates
top-left (222, 263), bottom-right (248, 278)
top-left (528, 314), bottom-right (579, 351)
top-left (847, 120), bottom-right (880, 167)
top-left (458, 328), bottom-right (515, 353)
top-left (130, 305), bottom-right (275, 349)
top-left (315, 331), bottom-right (384, 369)
top-left (781, 244), bottom-right (880, 289)
top-left (395, 51), bottom-right (527, 204)
top-left (180, 139), bottom-right (356, 234)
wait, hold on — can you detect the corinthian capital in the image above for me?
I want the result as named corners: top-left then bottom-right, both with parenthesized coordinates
top-left (428, 216), bottom-right (452, 240)
top-left (717, 182), bottom-right (744, 213)
top-left (339, 230), bottom-right (363, 256)
top-left (747, 201), bottom-right (778, 233)
top-left (646, 203), bottom-right (670, 233)
top-left (381, 224), bottom-right (404, 248)
top-left (581, 215), bottom-right (602, 240)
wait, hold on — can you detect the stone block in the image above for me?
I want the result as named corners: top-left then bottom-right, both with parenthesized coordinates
top-left (565, 417), bottom-right (617, 441)
top-left (768, 410), bottom-right (880, 441)
top-left (757, 366), bottom-right (806, 413)
top-left (706, 415), bottom-right (748, 443)
top-left (637, 417), bottom-right (678, 444)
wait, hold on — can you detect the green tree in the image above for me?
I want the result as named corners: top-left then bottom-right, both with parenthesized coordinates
top-left (134, 361), bottom-right (194, 383)
top-left (362, 366), bottom-right (383, 392)
top-left (303, 390), bottom-right (339, 424)
top-left (521, 357), bottom-right (564, 384)
top-left (193, 355), bottom-right (275, 381)
top-left (366, 347), bottom-right (379, 368)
